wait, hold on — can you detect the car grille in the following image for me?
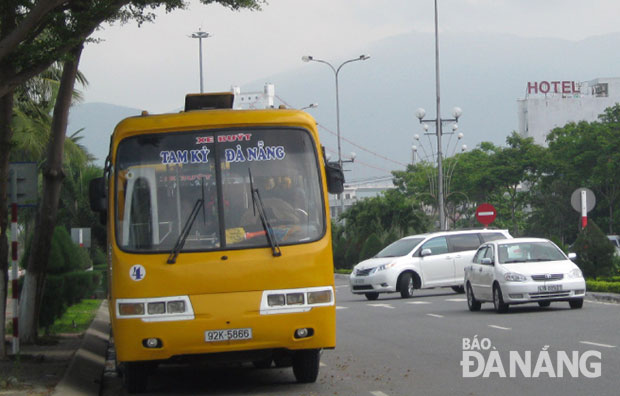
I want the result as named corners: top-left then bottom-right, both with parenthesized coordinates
top-left (529, 291), bottom-right (571, 299)
top-left (352, 285), bottom-right (374, 291)
top-left (355, 268), bottom-right (373, 276)
top-left (531, 274), bottom-right (564, 281)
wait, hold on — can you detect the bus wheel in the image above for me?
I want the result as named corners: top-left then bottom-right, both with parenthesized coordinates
top-left (123, 362), bottom-right (148, 393)
top-left (364, 292), bottom-right (379, 301)
top-left (293, 349), bottom-right (320, 383)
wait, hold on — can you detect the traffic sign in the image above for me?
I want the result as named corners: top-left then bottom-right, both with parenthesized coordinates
top-left (570, 188), bottom-right (595, 213)
top-left (475, 203), bottom-right (497, 227)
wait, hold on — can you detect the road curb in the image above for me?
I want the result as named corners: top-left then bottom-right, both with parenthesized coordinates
top-left (52, 300), bottom-right (110, 396)
top-left (586, 291), bottom-right (620, 304)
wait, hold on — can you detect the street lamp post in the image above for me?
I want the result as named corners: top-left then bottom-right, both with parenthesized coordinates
top-left (414, 0), bottom-right (461, 231)
top-left (301, 54), bottom-right (370, 215)
top-left (190, 29), bottom-right (211, 93)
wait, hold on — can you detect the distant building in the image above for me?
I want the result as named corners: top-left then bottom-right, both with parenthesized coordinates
top-left (329, 177), bottom-right (396, 219)
top-left (231, 83), bottom-right (275, 109)
top-left (517, 77), bottom-right (620, 145)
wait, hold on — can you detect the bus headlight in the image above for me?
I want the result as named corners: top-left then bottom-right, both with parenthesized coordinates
top-left (268, 294), bottom-right (286, 306)
top-left (119, 302), bottom-right (145, 316)
top-left (307, 290), bottom-right (332, 304)
top-left (147, 302), bottom-right (165, 315)
top-left (167, 300), bottom-right (186, 313)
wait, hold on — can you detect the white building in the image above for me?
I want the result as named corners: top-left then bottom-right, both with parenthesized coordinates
top-left (329, 177), bottom-right (396, 219)
top-left (517, 77), bottom-right (620, 145)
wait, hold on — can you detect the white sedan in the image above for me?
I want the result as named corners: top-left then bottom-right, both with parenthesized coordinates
top-left (464, 238), bottom-right (586, 313)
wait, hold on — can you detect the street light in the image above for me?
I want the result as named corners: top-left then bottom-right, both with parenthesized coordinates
top-left (301, 54), bottom-right (370, 215)
top-left (300, 103), bottom-right (318, 110)
top-left (414, 0), bottom-right (461, 231)
top-left (190, 28), bottom-right (211, 93)
top-left (416, 106), bottom-right (462, 230)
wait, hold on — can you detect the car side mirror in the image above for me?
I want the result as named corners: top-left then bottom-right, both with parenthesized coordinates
top-left (567, 252), bottom-right (577, 260)
top-left (481, 257), bottom-right (493, 265)
top-left (421, 248), bottom-right (432, 257)
top-left (325, 161), bottom-right (344, 194)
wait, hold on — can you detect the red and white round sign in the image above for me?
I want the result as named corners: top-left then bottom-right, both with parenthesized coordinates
top-left (475, 203), bottom-right (496, 227)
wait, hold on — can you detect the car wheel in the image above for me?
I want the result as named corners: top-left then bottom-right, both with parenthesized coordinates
top-left (399, 273), bottom-right (415, 298)
top-left (538, 301), bottom-right (551, 307)
top-left (569, 298), bottom-right (584, 309)
top-left (452, 285), bottom-right (465, 294)
top-left (123, 362), bottom-right (148, 394)
top-left (493, 285), bottom-right (509, 313)
top-left (292, 349), bottom-right (320, 383)
top-left (365, 292), bottom-right (379, 301)
top-left (466, 283), bottom-right (481, 311)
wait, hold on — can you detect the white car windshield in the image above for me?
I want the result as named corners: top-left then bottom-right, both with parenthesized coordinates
top-left (375, 238), bottom-right (424, 258)
top-left (498, 241), bottom-right (566, 264)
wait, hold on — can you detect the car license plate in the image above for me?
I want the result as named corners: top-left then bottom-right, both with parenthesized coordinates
top-left (205, 328), bottom-right (252, 342)
top-left (538, 284), bottom-right (563, 292)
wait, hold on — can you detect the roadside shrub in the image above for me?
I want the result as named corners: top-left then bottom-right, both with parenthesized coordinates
top-left (360, 233), bottom-right (383, 261)
top-left (39, 275), bottom-right (66, 331)
top-left (62, 271), bottom-right (97, 305)
top-left (572, 222), bottom-right (615, 278)
top-left (586, 280), bottom-right (620, 294)
top-left (91, 246), bottom-right (107, 266)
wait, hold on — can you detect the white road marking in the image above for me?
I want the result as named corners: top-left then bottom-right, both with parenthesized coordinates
top-left (370, 391), bottom-right (390, 396)
top-left (426, 313), bottom-right (444, 318)
top-left (488, 325), bottom-right (511, 330)
top-left (586, 300), bottom-right (620, 306)
top-left (336, 306), bottom-right (348, 310)
top-left (368, 303), bottom-right (395, 309)
top-left (580, 341), bottom-right (616, 348)
top-left (335, 285), bottom-right (349, 288)
top-left (445, 298), bottom-right (467, 302)
top-left (406, 301), bottom-right (431, 305)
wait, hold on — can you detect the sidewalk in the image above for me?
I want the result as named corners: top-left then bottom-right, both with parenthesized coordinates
top-left (1, 300), bottom-right (110, 396)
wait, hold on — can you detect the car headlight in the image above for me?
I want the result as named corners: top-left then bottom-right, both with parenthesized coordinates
top-left (568, 268), bottom-right (583, 278)
top-left (504, 272), bottom-right (527, 282)
top-left (373, 262), bottom-right (397, 273)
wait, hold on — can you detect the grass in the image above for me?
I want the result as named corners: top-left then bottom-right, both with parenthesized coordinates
top-left (44, 299), bottom-right (102, 335)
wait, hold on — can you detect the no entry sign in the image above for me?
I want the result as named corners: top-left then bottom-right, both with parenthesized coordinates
top-left (475, 203), bottom-right (497, 227)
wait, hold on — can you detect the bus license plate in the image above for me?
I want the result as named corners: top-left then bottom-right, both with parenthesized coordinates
top-left (538, 284), bottom-right (562, 292)
top-left (205, 328), bottom-right (252, 342)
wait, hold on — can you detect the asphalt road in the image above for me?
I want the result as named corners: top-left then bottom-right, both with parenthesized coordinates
top-left (102, 276), bottom-right (620, 395)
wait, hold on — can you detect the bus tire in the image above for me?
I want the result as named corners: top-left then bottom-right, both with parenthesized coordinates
top-left (123, 362), bottom-right (148, 393)
top-left (293, 349), bottom-right (320, 383)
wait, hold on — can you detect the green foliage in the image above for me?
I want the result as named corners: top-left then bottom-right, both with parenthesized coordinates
top-left (46, 299), bottom-right (101, 335)
top-left (38, 275), bottom-right (66, 330)
top-left (91, 246), bottom-right (107, 266)
top-left (586, 280), bottom-right (620, 294)
top-left (48, 226), bottom-right (83, 274)
top-left (359, 233), bottom-right (383, 261)
top-left (572, 222), bottom-right (616, 278)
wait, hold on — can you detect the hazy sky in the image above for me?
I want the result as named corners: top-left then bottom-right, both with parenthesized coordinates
top-left (79, 0), bottom-right (620, 113)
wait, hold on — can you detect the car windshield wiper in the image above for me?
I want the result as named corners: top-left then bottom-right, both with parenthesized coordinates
top-left (249, 169), bottom-right (281, 257)
top-left (167, 198), bottom-right (205, 264)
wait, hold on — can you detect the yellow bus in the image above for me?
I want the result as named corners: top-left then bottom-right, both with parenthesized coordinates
top-left (89, 93), bottom-right (344, 393)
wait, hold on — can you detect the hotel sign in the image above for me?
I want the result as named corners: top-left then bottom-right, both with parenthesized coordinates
top-left (527, 81), bottom-right (580, 95)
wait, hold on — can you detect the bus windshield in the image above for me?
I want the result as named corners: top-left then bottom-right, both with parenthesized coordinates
top-left (115, 128), bottom-right (325, 253)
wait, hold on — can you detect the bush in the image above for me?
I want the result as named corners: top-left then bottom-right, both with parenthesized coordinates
top-left (586, 280), bottom-right (620, 294)
top-left (91, 246), bottom-right (107, 266)
top-left (39, 275), bottom-right (66, 330)
top-left (572, 222), bottom-right (615, 278)
top-left (360, 233), bottom-right (383, 261)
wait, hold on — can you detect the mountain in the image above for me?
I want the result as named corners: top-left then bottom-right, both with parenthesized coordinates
top-left (69, 31), bottom-right (620, 178)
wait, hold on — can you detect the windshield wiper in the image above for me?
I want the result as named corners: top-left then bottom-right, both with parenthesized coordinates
top-left (167, 198), bottom-right (204, 264)
top-left (249, 169), bottom-right (281, 257)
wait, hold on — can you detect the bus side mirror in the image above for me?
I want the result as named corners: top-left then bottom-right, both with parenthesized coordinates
top-left (89, 177), bottom-right (107, 224)
top-left (325, 162), bottom-right (345, 195)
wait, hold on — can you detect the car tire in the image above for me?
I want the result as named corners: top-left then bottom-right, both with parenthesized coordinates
top-left (569, 298), bottom-right (584, 309)
top-left (493, 285), bottom-right (509, 313)
top-left (365, 292), bottom-right (379, 301)
top-left (466, 283), bottom-right (481, 311)
top-left (292, 349), bottom-right (320, 383)
top-left (452, 285), bottom-right (465, 294)
top-left (538, 301), bottom-right (551, 307)
top-left (399, 273), bottom-right (415, 298)
top-left (123, 362), bottom-right (148, 394)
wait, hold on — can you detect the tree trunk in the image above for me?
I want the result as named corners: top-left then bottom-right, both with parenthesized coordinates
top-left (0, 91), bottom-right (13, 358)
top-left (19, 45), bottom-right (83, 343)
